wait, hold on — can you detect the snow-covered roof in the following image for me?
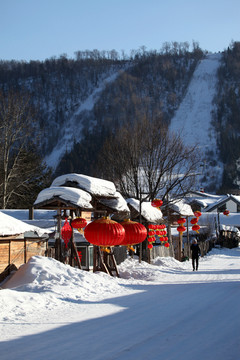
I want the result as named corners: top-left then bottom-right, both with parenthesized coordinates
top-left (127, 198), bottom-right (163, 223)
top-left (34, 186), bottom-right (93, 209)
top-left (99, 192), bottom-right (130, 214)
top-left (0, 211), bottom-right (48, 237)
top-left (169, 199), bottom-right (194, 216)
top-left (51, 173), bottom-right (117, 197)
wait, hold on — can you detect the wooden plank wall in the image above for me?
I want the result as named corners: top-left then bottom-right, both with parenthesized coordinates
top-left (0, 239), bottom-right (47, 274)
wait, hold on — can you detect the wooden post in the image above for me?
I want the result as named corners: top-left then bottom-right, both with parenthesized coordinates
top-left (179, 232), bottom-right (183, 261)
top-left (24, 239), bottom-right (27, 263)
top-left (186, 216), bottom-right (189, 258)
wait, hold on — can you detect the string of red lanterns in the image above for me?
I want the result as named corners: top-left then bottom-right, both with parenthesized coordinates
top-left (191, 211), bottom-right (202, 233)
top-left (177, 217), bottom-right (186, 235)
top-left (147, 223), bottom-right (169, 249)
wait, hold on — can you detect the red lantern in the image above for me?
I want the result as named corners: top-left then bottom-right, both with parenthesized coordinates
top-left (190, 218), bottom-right (198, 225)
top-left (151, 199), bottom-right (163, 208)
top-left (177, 225), bottom-right (186, 234)
top-left (192, 224), bottom-right (200, 233)
top-left (164, 242), bottom-right (170, 248)
top-left (61, 218), bottom-right (72, 248)
top-left (71, 217), bottom-right (87, 229)
top-left (194, 211), bottom-right (202, 218)
top-left (84, 217), bottom-right (125, 247)
top-left (120, 219), bottom-right (147, 246)
top-left (177, 218), bottom-right (186, 225)
top-left (148, 243), bottom-right (153, 249)
top-left (223, 210), bottom-right (230, 216)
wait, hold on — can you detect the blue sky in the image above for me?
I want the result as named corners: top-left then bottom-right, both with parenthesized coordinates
top-left (1, 0), bottom-right (239, 61)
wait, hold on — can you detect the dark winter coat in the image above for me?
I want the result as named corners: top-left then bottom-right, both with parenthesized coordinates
top-left (190, 243), bottom-right (201, 258)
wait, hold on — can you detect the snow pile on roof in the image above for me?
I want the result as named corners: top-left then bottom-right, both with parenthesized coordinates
top-left (0, 211), bottom-right (47, 237)
top-left (51, 173), bottom-right (116, 197)
top-left (127, 198), bottom-right (163, 222)
top-left (99, 191), bottom-right (130, 213)
top-left (170, 199), bottom-right (194, 216)
top-left (34, 186), bottom-right (93, 209)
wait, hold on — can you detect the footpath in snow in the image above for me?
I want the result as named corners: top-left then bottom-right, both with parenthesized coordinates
top-left (0, 246), bottom-right (240, 360)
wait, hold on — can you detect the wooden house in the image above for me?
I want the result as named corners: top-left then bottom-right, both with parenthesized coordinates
top-left (0, 211), bottom-right (49, 282)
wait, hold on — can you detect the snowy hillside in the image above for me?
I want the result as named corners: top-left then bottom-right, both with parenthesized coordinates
top-left (170, 53), bottom-right (223, 192)
top-left (44, 70), bottom-right (123, 170)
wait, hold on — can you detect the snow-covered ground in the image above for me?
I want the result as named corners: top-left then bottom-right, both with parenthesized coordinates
top-left (1, 247), bottom-right (240, 360)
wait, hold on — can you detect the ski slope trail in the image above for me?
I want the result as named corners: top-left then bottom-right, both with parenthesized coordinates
top-left (44, 70), bottom-right (122, 170)
top-left (169, 53), bottom-right (223, 190)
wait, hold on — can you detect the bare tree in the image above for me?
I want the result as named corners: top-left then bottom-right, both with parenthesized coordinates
top-left (98, 116), bottom-right (199, 203)
top-left (0, 90), bottom-right (51, 208)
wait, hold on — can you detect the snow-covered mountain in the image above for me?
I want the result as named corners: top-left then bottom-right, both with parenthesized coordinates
top-left (1, 47), bottom-right (236, 193)
top-left (170, 53), bottom-right (223, 192)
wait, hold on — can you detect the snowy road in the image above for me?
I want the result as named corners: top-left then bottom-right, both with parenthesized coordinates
top-left (0, 248), bottom-right (240, 360)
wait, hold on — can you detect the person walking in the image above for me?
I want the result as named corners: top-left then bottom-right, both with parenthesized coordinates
top-left (190, 238), bottom-right (201, 271)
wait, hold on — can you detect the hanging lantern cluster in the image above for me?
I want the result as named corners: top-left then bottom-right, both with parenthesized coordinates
top-left (61, 218), bottom-right (73, 248)
top-left (190, 211), bottom-right (202, 233)
top-left (223, 210), bottom-right (230, 216)
top-left (177, 217), bottom-right (186, 235)
top-left (151, 199), bottom-right (163, 209)
top-left (71, 217), bottom-right (87, 232)
top-left (120, 219), bottom-right (147, 252)
top-left (84, 217), bottom-right (147, 253)
top-left (147, 224), bottom-right (169, 249)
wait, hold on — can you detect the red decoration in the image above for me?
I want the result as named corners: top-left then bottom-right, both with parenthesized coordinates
top-left (71, 217), bottom-right (87, 229)
top-left (190, 217), bottom-right (198, 225)
top-left (120, 219), bottom-right (147, 246)
top-left (164, 242), bottom-right (170, 248)
top-left (61, 218), bottom-right (72, 248)
top-left (84, 217), bottom-right (125, 247)
top-left (192, 224), bottom-right (200, 233)
top-left (177, 218), bottom-right (186, 225)
top-left (151, 199), bottom-right (163, 208)
top-left (194, 211), bottom-right (202, 218)
top-left (177, 225), bottom-right (186, 234)
top-left (148, 243), bottom-right (153, 249)
top-left (223, 210), bottom-right (230, 216)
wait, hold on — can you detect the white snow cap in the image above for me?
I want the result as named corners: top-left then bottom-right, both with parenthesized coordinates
top-left (99, 191), bottom-right (130, 213)
top-left (34, 186), bottom-right (93, 209)
top-left (170, 199), bottom-right (194, 216)
top-left (127, 198), bottom-right (163, 222)
top-left (51, 173), bottom-right (117, 197)
top-left (0, 211), bottom-right (47, 237)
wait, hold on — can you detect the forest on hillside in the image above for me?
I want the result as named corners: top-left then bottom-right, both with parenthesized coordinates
top-left (213, 41), bottom-right (240, 192)
top-left (2, 40), bottom-right (240, 207)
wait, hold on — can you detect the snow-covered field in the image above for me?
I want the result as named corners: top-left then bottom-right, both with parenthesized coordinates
top-left (0, 247), bottom-right (240, 360)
